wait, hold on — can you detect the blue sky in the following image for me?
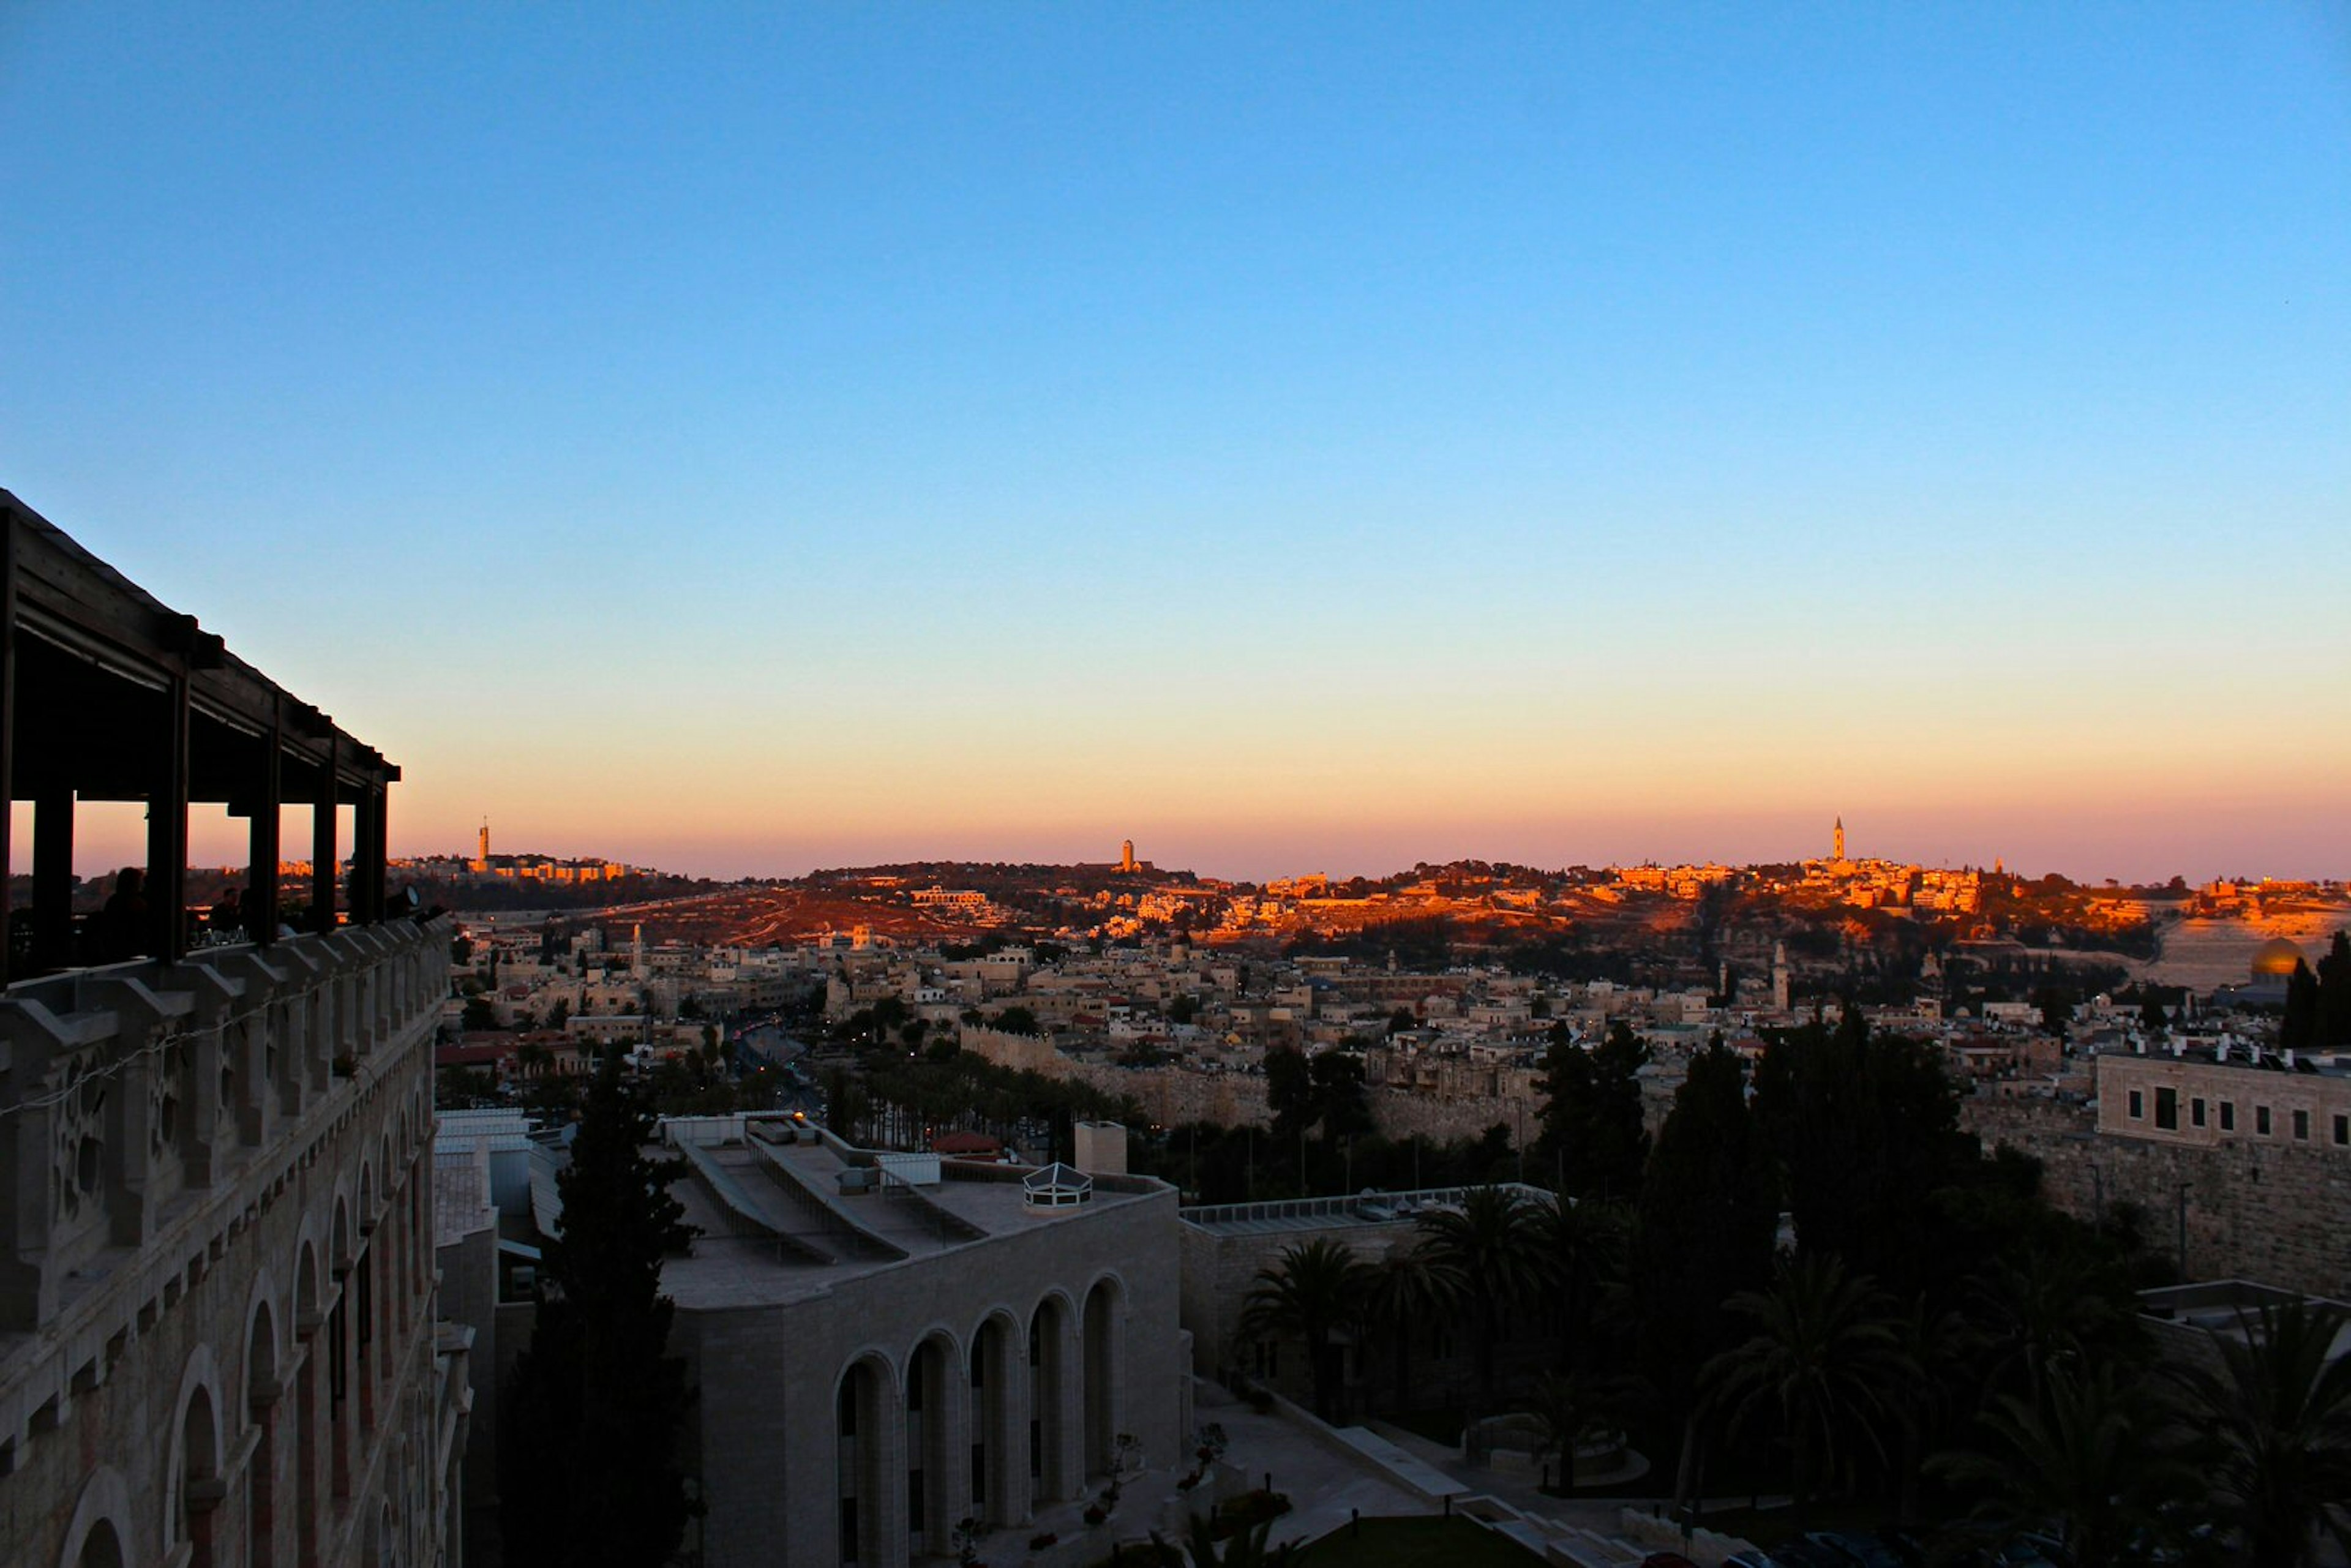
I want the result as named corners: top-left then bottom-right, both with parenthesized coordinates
top-left (5, 4), bottom-right (2348, 880)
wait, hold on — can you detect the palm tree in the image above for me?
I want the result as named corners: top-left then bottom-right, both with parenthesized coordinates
top-left (1967, 1236), bottom-right (2134, 1409)
top-left (1365, 1242), bottom-right (1464, 1413)
top-left (1415, 1184), bottom-right (1549, 1405)
top-left (1526, 1367), bottom-right (1641, 1491)
top-left (2172, 1299), bottom-right (2351, 1565)
top-left (1532, 1194), bottom-right (1627, 1373)
top-left (1932, 1361), bottom-right (2205, 1567)
top-left (1887, 1294), bottom-right (1978, 1526)
top-left (1701, 1253), bottom-right (1913, 1529)
top-left (1238, 1237), bottom-right (1373, 1419)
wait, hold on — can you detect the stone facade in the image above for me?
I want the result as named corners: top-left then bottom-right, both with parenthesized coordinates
top-left (634, 1131), bottom-right (1189, 1568)
top-left (1962, 1090), bottom-right (2351, 1300)
top-left (2094, 1051), bottom-right (2351, 1153)
top-left (0, 918), bottom-right (461, 1568)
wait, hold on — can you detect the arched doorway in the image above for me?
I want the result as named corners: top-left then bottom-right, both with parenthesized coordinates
top-left (74, 1520), bottom-right (125, 1568)
top-left (1082, 1278), bottom-right (1124, 1480)
top-left (170, 1379), bottom-right (221, 1568)
top-left (1027, 1296), bottom-right (1074, 1503)
top-left (835, 1355), bottom-right (899, 1567)
top-left (906, 1333), bottom-right (962, 1559)
top-left (966, 1313), bottom-right (1021, 1525)
top-left (247, 1299), bottom-right (282, 1568)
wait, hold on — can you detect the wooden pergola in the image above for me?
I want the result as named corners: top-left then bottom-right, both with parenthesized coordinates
top-left (0, 489), bottom-right (400, 979)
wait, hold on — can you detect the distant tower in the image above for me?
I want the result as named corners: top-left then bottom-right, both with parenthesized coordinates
top-left (1771, 941), bottom-right (1791, 1011)
top-left (1119, 838), bottom-right (1138, 874)
top-left (1833, 816), bottom-right (1845, 863)
top-left (472, 820), bottom-right (490, 873)
top-left (632, 922), bottom-right (645, 980)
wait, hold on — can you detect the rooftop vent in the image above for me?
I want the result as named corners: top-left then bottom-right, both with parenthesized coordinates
top-left (1022, 1162), bottom-right (1092, 1210)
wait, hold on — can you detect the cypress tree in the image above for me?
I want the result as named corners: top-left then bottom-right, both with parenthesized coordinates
top-left (2316, 932), bottom-right (2351, 1048)
top-left (1539, 1021), bottom-right (1652, 1200)
top-left (1635, 1037), bottom-right (1777, 1427)
top-left (502, 1055), bottom-right (698, 1568)
top-left (2281, 960), bottom-right (2320, 1054)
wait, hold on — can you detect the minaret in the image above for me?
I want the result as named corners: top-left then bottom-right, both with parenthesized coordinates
top-left (1771, 941), bottom-right (1791, 1011)
top-left (1833, 816), bottom-right (1845, 863)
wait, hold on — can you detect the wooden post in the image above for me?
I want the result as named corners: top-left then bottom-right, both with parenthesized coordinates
top-left (249, 715), bottom-right (282, 944)
top-left (148, 675), bottom-right (190, 961)
top-left (0, 509), bottom-right (15, 983)
top-left (311, 739), bottom-right (337, 932)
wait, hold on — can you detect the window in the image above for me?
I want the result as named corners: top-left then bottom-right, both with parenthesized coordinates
top-left (2155, 1087), bottom-right (2178, 1131)
top-left (2128, 1090), bottom-right (2144, 1119)
top-left (2191, 1097), bottom-right (2207, 1128)
top-left (2219, 1101), bottom-right (2235, 1131)
top-left (2334, 1114), bottom-right (2348, 1147)
top-left (2258, 1105), bottom-right (2272, 1136)
top-left (2293, 1109), bottom-right (2309, 1141)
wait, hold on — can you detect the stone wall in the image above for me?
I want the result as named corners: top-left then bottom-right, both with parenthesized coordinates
top-left (0, 919), bottom-right (459, 1568)
top-left (961, 1027), bottom-right (1528, 1146)
top-left (1962, 1095), bottom-right (2351, 1299)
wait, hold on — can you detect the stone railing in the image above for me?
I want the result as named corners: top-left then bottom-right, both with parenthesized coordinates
top-left (0, 916), bottom-right (452, 1334)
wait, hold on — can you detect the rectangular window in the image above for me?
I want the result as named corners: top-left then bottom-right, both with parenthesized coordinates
top-left (2334, 1114), bottom-right (2348, 1147)
top-left (2191, 1097), bottom-right (2207, 1128)
top-left (2128, 1089), bottom-right (2144, 1119)
top-left (2258, 1105), bottom-right (2273, 1136)
top-left (2219, 1101), bottom-right (2235, 1132)
top-left (2294, 1109), bottom-right (2310, 1141)
top-left (2155, 1087), bottom-right (2178, 1131)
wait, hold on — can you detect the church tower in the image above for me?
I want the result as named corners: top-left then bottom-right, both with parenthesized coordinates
top-left (473, 819), bottom-right (490, 873)
top-left (1119, 838), bottom-right (1138, 874)
top-left (1833, 816), bottom-right (1845, 863)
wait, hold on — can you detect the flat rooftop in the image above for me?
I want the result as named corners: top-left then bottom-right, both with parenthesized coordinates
top-left (637, 1129), bottom-right (1169, 1310)
top-left (1179, 1183), bottom-right (1553, 1237)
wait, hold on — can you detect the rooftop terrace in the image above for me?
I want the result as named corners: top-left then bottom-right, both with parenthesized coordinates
top-left (585, 1121), bottom-right (1172, 1309)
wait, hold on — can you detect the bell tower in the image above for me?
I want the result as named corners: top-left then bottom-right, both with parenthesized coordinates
top-left (1833, 816), bottom-right (1845, 863)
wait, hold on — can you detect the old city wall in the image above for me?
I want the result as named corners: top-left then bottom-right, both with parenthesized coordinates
top-left (961, 1027), bottom-right (1529, 1144)
top-left (1962, 1097), bottom-right (2351, 1300)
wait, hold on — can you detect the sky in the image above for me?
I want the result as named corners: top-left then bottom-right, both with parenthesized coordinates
top-left (4, 3), bottom-right (2349, 884)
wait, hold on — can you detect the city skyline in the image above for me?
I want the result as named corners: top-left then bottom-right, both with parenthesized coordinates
top-left (5, 6), bottom-right (2347, 885)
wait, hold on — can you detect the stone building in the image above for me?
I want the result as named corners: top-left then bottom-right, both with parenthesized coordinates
top-left (0, 493), bottom-right (462, 1568)
top-left (568, 1119), bottom-right (1188, 1568)
top-left (2096, 1048), bottom-right (2351, 1152)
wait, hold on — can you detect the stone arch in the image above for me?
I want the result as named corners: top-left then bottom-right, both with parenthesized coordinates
top-left (964, 1308), bottom-right (1025, 1526)
top-left (240, 1266), bottom-right (283, 1397)
top-left (329, 1189), bottom-right (355, 1275)
top-left (835, 1352), bottom-right (902, 1568)
top-left (292, 1224), bottom-right (323, 1322)
top-left (245, 1285), bottom-right (283, 1568)
top-left (1026, 1290), bottom-right (1079, 1502)
top-left (165, 1345), bottom-right (225, 1566)
top-left (905, 1327), bottom-right (966, 1558)
top-left (57, 1466), bottom-right (133, 1568)
top-left (1081, 1273), bottom-right (1128, 1480)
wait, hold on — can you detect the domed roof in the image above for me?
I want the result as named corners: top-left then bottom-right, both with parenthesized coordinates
top-left (2251, 936), bottom-right (2305, 979)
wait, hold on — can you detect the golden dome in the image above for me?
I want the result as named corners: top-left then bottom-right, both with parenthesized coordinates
top-left (2251, 936), bottom-right (2305, 980)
